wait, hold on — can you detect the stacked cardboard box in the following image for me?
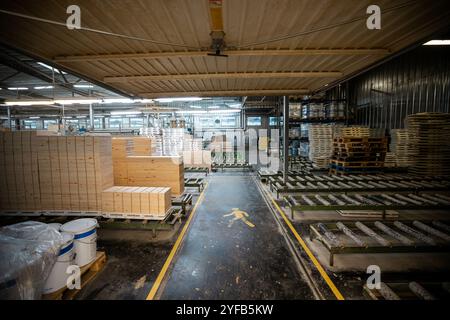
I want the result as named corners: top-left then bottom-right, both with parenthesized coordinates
top-left (112, 138), bottom-right (184, 195)
top-left (0, 131), bottom-right (114, 212)
top-left (101, 186), bottom-right (171, 216)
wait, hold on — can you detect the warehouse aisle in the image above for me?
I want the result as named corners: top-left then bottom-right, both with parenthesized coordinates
top-left (157, 174), bottom-right (316, 299)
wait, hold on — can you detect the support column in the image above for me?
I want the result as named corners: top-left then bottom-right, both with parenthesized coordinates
top-left (283, 96), bottom-right (289, 184)
top-left (7, 106), bottom-right (11, 129)
top-left (89, 103), bottom-right (94, 130)
top-left (102, 117), bottom-right (106, 129)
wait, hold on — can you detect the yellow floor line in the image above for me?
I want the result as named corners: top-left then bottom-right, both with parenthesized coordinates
top-left (146, 183), bottom-right (209, 300)
top-left (268, 193), bottom-right (345, 300)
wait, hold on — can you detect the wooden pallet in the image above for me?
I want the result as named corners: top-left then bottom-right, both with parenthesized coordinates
top-left (42, 251), bottom-right (107, 300)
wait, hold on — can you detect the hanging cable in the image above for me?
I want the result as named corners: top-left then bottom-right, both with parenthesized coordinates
top-left (236, 0), bottom-right (421, 48)
top-left (0, 9), bottom-right (201, 50)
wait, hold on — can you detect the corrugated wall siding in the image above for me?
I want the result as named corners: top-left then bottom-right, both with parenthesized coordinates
top-left (328, 46), bottom-right (450, 129)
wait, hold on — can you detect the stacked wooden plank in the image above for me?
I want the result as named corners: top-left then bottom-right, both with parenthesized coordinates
top-left (308, 125), bottom-right (333, 168)
top-left (330, 136), bottom-right (388, 174)
top-left (102, 186), bottom-right (171, 216)
top-left (389, 129), bottom-right (412, 167)
top-left (405, 112), bottom-right (450, 176)
top-left (182, 135), bottom-right (212, 169)
top-left (112, 138), bottom-right (184, 195)
top-left (0, 131), bottom-right (114, 212)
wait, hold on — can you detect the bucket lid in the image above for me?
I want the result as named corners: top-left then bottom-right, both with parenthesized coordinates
top-left (61, 218), bottom-right (98, 235)
top-left (61, 232), bottom-right (74, 247)
top-left (47, 223), bottom-right (62, 231)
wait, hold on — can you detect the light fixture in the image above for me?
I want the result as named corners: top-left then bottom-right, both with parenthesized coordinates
top-left (155, 97), bottom-right (203, 103)
top-left (34, 86), bottom-right (54, 90)
top-left (74, 84), bottom-right (94, 89)
top-left (29, 116), bottom-right (40, 119)
top-left (3, 100), bottom-right (54, 106)
top-left (214, 109), bottom-right (241, 113)
top-left (37, 62), bottom-right (68, 74)
top-left (110, 111), bottom-right (142, 116)
top-left (190, 105), bottom-right (203, 109)
top-left (423, 40), bottom-right (450, 45)
top-left (76, 116), bottom-right (87, 119)
top-left (8, 87), bottom-right (28, 91)
top-left (207, 105), bottom-right (220, 109)
top-left (176, 110), bottom-right (207, 114)
top-left (228, 103), bottom-right (241, 108)
top-left (54, 99), bottom-right (100, 105)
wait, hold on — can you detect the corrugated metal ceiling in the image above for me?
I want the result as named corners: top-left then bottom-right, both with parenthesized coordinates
top-left (0, 0), bottom-right (449, 98)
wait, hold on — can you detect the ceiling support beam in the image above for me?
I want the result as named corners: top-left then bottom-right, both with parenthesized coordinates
top-left (54, 49), bottom-right (390, 62)
top-left (105, 71), bottom-right (342, 83)
top-left (139, 89), bottom-right (309, 98)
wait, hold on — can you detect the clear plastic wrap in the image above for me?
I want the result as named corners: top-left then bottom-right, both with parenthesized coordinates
top-left (0, 221), bottom-right (63, 300)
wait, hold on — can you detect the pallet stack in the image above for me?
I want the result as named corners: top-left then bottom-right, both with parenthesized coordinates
top-left (405, 112), bottom-right (450, 177)
top-left (112, 137), bottom-right (184, 195)
top-left (389, 129), bottom-right (412, 167)
top-left (102, 186), bottom-right (171, 216)
top-left (0, 131), bottom-right (114, 212)
top-left (330, 136), bottom-right (387, 174)
top-left (308, 125), bottom-right (333, 168)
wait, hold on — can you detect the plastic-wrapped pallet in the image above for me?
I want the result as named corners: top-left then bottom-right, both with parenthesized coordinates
top-left (0, 221), bottom-right (63, 300)
top-left (308, 124), bottom-right (333, 168)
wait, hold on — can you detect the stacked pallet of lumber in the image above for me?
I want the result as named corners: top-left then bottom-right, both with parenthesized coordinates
top-left (308, 125), bottom-right (333, 168)
top-left (330, 136), bottom-right (388, 174)
top-left (389, 129), bottom-right (412, 167)
top-left (102, 186), bottom-right (171, 216)
top-left (112, 138), bottom-right (184, 195)
top-left (405, 112), bottom-right (450, 176)
top-left (335, 126), bottom-right (385, 138)
top-left (0, 131), bottom-right (113, 212)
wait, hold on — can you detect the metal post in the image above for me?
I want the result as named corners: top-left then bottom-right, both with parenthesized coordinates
top-left (7, 106), bottom-right (12, 129)
top-left (102, 117), bottom-right (106, 129)
top-left (146, 113), bottom-right (150, 128)
top-left (89, 103), bottom-right (94, 130)
top-left (283, 96), bottom-right (289, 184)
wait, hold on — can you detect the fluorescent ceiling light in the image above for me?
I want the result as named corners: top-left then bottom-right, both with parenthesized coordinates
top-left (29, 116), bottom-right (40, 119)
top-left (207, 105), bottom-right (220, 109)
top-left (228, 103), bottom-right (241, 108)
top-left (8, 87), bottom-right (28, 91)
top-left (74, 84), bottom-right (94, 88)
top-left (76, 116), bottom-right (86, 119)
top-left (101, 98), bottom-right (133, 104)
top-left (423, 40), bottom-right (450, 45)
top-left (190, 105), bottom-right (203, 109)
top-left (55, 99), bottom-right (100, 105)
top-left (155, 97), bottom-right (203, 103)
top-left (34, 86), bottom-right (54, 90)
top-left (214, 109), bottom-right (241, 113)
top-left (4, 100), bottom-right (54, 106)
top-left (176, 110), bottom-right (207, 114)
top-left (37, 62), bottom-right (67, 74)
top-left (110, 111), bottom-right (142, 116)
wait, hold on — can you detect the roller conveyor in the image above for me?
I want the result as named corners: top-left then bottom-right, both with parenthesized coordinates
top-left (285, 192), bottom-right (450, 219)
top-left (309, 220), bottom-right (450, 266)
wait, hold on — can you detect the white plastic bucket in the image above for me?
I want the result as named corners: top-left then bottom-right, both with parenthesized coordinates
top-left (60, 218), bottom-right (98, 267)
top-left (47, 223), bottom-right (62, 231)
top-left (43, 232), bottom-right (75, 294)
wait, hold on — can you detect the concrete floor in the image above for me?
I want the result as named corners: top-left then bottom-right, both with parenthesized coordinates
top-left (73, 172), bottom-right (450, 300)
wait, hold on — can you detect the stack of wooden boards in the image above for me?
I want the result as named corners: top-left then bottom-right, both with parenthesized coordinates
top-left (112, 137), bottom-right (184, 195)
top-left (0, 131), bottom-right (113, 212)
top-left (389, 129), bottom-right (412, 167)
top-left (102, 186), bottom-right (171, 217)
top-left (330, 136), bottom-right (388, 174)
top-left (182, 135), bottom-right (212, 169)
top-left (308, 125), bottom-right (333, 168)
top-left (405, 112), bottom-right (450, 176)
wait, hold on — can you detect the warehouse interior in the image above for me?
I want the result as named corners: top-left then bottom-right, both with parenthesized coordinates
top-left (1, 0), bottom-right (450, 302)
